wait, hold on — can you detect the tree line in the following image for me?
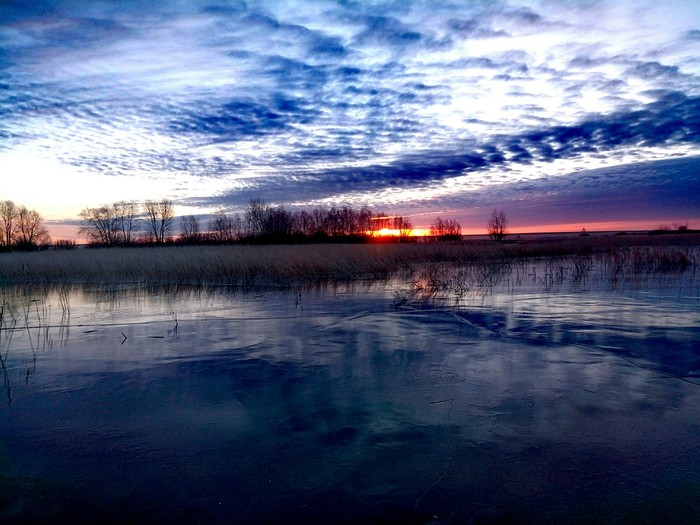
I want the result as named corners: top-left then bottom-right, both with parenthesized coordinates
top-left (6, 193), bottom-right (695, 250)
top-left (0, 200), bottom-right (51, 251)
top-left (0, 197), bottom-right (469, 251)
top-left (79, 198), bottom-right (464, 246)
top-left (187, 199), bottom-right (419, 244)
top-left (79, 199), bottom-right (176, 246)
top-left (183, 199), bottom-right (467, 244)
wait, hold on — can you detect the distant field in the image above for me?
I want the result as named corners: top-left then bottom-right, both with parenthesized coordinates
top-left (1, 233), bottom-right (698, 287)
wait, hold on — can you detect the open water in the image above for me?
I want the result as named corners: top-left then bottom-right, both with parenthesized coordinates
top-left (1, 259), bottom-right (699, 524)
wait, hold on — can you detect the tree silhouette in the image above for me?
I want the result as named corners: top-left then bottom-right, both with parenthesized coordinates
top-left (0, 201), bottom-right (50, 250)
top-left (180, 215), bottom-right (201, 243)
top-left (0, 200), bottom-right (17, 248)
top-left (113, 201), bottom-right (140, 244)
top-left (430, 217), bottom-right (461, 240)
top-left (244, 198), bottom-right (267, 238)
top-left (79, 202), bottom-right (141, 246)
top-left (144, 199), bottom-right (174, 244)
top-left (208, 210), bottom-right (235, 242)
top-left (15, 206), bottom-right (50, 248)
top-left (264, 206), bottom-right (294, 238)
top-left (392, 216), bottom-right (413, 240)
top-left (79, 205), bottom-right (120, 245)
top-left (487, 209), bottom-right (509, 241)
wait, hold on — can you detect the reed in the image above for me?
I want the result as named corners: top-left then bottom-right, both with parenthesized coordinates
top-left (410, 245), bottom-right (698, 298)
top-left (0, 244), bottom-right (411, 286)
top-left (0, 235), bottom-right (697, 287)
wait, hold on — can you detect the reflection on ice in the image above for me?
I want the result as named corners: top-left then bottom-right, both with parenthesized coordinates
top-left (0, 258), bottom-right (699, 523)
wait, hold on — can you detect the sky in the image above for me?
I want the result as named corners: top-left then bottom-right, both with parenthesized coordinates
top-left (1, 0), bottom-right (699, 239)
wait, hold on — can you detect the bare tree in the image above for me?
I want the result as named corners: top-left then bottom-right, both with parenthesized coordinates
top-left (311, 207), bottom-right (327, 236)
top-left (208, 210), bottom-right (235, 242)
top-left (357, 206), bottom-right (373, 237)
top-left (264, 206), bottom-right (294, 238)
top-left (113, 201), bottom-right (140, 245)
top-left (324, 207), bottom-right (344, 237)
top-left (15, 206), bottom-right (50, 248)
top-left (180, 215), bottom-right (201, 243)
top-left (429, 218), bottom-right (441, 238)
top-left (392, 216), bottom-right (413, 240)
top-left (445, 219), bottom-right (461, 238)
top-left (78, 202), bottom-right (139, 245)
top-left (487, 209), bottom-right (509, 241)
top-left (231, 213), bottom-right (243, 240)
top-left (244, 198), bottom-right (267, 238)
top-left (144, 199), bottom-right (174, 244)
top-left (430, 217), bottom-right (461, 240)
top-left (0, 200), bottom-right (17, 247)
top-left (293, 210), bottom-right (315, 237)
top-left (370, 212), bottom-right (392, 236)
top-left (338, 206), bottom-right (357, 236)
top-left (79, 205), bottom-right (120, 245)
top-left (289, 205), bottom-right (374, 239)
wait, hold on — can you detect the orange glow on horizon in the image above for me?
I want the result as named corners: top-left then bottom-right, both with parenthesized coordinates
top-left (44, 219), bottom-right (696, 245)
top-left (370, 228), bottom-right (430, 237)
top-left (498, 219), bottom-right (692, 235)
top-left (372, 228), bottom-right (399, 236)
top-left (46, 223), bottom-right (82, 243)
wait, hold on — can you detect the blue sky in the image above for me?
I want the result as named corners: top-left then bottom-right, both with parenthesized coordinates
top-left (1, 0), bottom-right (699, 237)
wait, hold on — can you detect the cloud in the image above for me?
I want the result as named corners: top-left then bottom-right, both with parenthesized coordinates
top-left (263, 55), bottom-right (330, 90)
top-left (482, 155), bottom-right (700, 225)
top-left (353, 14), bottom-right (423, 46)
top-left (169, 93), bottom-right (323, 140)
top-left (1, 0), bottom-right (699, 229)
top-left (500, 7), bottom-right (545, 26)
top-left (515, 91), bottom-right (700, 156)
top-left (447, 17), bottom-right (509, 39)
top-left (200, 3), bottom-right (249, 16)
top-left (216, 90), bottom-right (700, 203)
top-left (626, 61), bottom-right (681, 80)
top-left (197, 152), bottom-right (700, 232)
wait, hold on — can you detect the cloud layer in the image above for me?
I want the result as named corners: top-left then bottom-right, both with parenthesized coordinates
top-left (1, 0), bottom-right (699, 229)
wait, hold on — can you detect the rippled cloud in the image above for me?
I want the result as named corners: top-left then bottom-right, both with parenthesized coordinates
top-left (1, 0), bottom-right (699, 230)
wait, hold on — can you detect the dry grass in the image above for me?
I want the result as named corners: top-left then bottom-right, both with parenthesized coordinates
top-left (410, 243), bottom-right (698, 298)
top-left (0, 244), bottom-right (414, 286)
top-left (0, 234), bottom-right (698, 287)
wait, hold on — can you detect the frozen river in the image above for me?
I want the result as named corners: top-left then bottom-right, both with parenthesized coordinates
top-left (1, 259), bottom-right (699, 523)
